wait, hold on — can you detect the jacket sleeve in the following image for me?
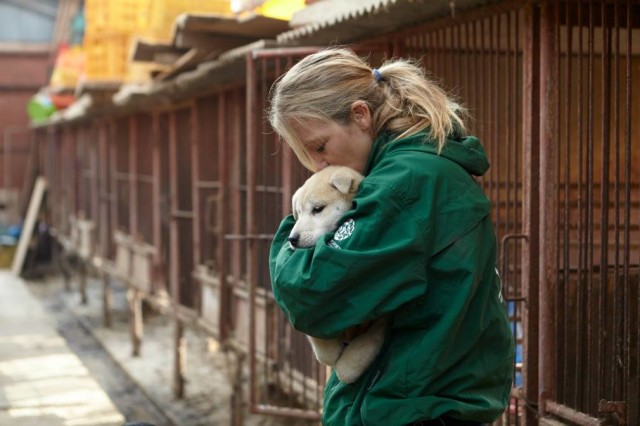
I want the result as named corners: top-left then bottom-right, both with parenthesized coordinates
top-left (269, 179), bottom-right (430, 339)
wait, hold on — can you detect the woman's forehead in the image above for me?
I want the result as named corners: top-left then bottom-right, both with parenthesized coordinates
top-left (291, 119), bottom-right (332, 144)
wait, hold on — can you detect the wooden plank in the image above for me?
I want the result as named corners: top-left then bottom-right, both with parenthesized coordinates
top-left (173, 31), bottom-right (250, 50)
top-left (11, 176), bottom-right (47, 275)
top-left (129, 38), bottom-right (188, 65)
top-left (175, 13), bottom-right (289, 39)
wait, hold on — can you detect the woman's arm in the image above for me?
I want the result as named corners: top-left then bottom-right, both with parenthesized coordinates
top-left (269, 179), bottom-right (430, 339)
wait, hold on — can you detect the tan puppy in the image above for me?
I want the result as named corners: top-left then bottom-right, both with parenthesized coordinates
top-left (288, 166), bottom-right (387, 383)
top-left (289, 166), bottom-right (363, 249)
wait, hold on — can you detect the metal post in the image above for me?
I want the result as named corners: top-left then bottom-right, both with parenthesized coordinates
top-left (128, 288), bottom-right (143, 356)
top-left (539, 0), bottom-right (558, 416)
top-left (169, 110), bottom-right (185, 398)
top-left (102, 270), bottom-right (111, 327)
top-left (246, 50), bottom-right (258, 413)
top-left (522, 4), bottom-right (541, 424)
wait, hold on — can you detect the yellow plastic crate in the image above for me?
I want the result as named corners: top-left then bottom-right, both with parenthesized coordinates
top-left (255, 0), bottom-right (305, 20)
top-left (145, 0), bottom-right (232, 41)
top-left (83, 34), bottom-right (132, 81)
top-left (85, 0), bottom-right (151, 35)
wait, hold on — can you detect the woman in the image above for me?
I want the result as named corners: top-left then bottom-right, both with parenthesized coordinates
top-left (268, 47), bottom-right (514, 426)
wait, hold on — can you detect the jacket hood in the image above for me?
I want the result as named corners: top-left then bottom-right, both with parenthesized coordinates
top-left (365, 132), bottom-right (491, 177)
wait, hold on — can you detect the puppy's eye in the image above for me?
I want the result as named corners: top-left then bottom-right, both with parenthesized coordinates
top-left (312, 205), bottom-right (325, 214)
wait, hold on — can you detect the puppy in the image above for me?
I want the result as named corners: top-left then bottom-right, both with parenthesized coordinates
top-left (288, 166), bottom-right (387, 384)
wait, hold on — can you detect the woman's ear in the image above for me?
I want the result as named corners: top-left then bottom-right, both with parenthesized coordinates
top-left (350, 100), bottom-right (372, 131)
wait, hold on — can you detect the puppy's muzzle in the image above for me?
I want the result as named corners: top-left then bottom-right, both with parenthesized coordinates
top-left (288, 234), bottom-right (300, 248)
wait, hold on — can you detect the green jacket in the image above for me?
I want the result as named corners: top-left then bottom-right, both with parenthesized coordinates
top-left (269, 132), bottom-right (514, 425)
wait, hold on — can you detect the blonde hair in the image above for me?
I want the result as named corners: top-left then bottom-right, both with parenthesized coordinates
top-left (268, 47), bottom-right (467, 171)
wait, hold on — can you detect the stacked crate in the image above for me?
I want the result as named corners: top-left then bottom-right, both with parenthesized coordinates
top-left (254, 0), bottom-right (305, 20)
top-left (144, 0), bottom-right (232, 42)
top-left (231, 0), bottom-right (306, 20)
top-left (83, 0), bottom-right (233, 82)
top-left (83, 0), bottom-right (151, 82)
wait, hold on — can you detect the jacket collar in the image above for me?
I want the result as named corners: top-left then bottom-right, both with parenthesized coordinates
top-left (364, 131), bottom-right (490, 177)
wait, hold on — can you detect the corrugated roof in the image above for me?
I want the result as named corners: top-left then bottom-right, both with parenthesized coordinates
top-left (278, 0), bottom-right (491, 44)
top-left (38, 0), bottom-right (500, 126)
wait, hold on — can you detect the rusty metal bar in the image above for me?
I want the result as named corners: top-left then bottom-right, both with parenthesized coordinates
top-left (623, 2), bottom-right (636, 425)
top-left (191, 103), bottom-right (201, 269)
top-left (454, 24), bottom-right (461, 91)
top-left (586, 2), bottom-right (595, 409)
top-left (196, 181), bottom-right (222, 189)
top-left (217, 92), bottom-right (230, 340)
top-left (521, 5), bottom-right (540, 424)
top-left (259, 55), bottom-right (270, 407)
top-left (129, 116), bottom-right (138, 238)
top-left (539, 0), bottom-right (558, 414)
top-left (170, 210), bottom-right (194, 219)
top-left (561, 0), bottom-right (572, 409)
top-left (576, 0), bottom-right (586, 409)
top-left (168, 109), bottom-right (185, 398)
top-left (246, 51), bottom-right (258, 413)
top-left (489, 14), bottom-right (497, 215)
top-left (230, 89), bottom-right (242, 299)
top-left (152, 113), bottom-right (162, 262)
top-left (612, 0), bottom-right (622, 404)
top-left (504, 11), bottom-right (512, 243)
top-left (545, 400), bottom-right (604, 426)
top-left (598, 0), bottom-right (611, 405)
top-left (108, 121), bottom-right (118, 237)
top-left (90, 125), bottom-right (99, 226)
top-left (254, 405), bottom-right (324, 421)
top-left (464, 21), bottom-right (471, 107)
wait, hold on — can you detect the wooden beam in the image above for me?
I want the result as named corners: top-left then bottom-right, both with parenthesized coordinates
top-left (130, 38), bottom-right (189, 65)
top-left (173, 31), bottom-right (251, 50)
top-left (155, 48), bottom-right (211, 81)
top-left (11, 176), bottom-right (47, 276)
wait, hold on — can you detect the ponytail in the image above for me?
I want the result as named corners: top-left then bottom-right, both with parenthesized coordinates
top-left (373, 58), bottom-right (467, 152)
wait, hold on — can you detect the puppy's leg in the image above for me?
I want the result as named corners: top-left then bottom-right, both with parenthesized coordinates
top-left (307, 336), bottom-right (344, 367)
top-left (335, 318), bottom-right (387, 384)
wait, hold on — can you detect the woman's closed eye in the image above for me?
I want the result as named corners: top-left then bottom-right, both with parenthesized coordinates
top-left (315, 141), bottom-right (327, 153)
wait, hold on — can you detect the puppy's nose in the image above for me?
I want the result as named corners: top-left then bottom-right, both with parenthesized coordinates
top-left (288, 235), bottom-right (299, 248)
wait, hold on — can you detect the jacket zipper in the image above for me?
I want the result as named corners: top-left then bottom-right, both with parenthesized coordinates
top-left (367, 365), bottom-right (383, 391)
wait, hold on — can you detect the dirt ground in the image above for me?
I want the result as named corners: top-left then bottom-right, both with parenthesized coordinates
top-left (24, 270), bottom-right (319, 426)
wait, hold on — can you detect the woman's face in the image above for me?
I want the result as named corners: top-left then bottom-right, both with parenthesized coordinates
top-left (291, 101), bottom-right (374, 173)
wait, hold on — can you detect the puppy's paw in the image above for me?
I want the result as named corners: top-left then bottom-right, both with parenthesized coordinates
top-left (334, 345), bottom-right (378, 384)
top-left (334, 320), bottom-right (387, 383)
top-left (308, 337), bottom-right (343, 367)
top-left (334, 361), bottom-right (363, 384)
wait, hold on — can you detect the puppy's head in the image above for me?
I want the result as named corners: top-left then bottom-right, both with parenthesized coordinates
top-left (288, 166), bottom-right (364, 248)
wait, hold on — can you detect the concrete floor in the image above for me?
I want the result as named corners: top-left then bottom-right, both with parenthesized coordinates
top-left (19, 268), bottom-right (319, 426)
top-left (0, 270), bottom-right (125, 426)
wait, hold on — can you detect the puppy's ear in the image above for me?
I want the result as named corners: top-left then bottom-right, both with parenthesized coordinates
top-left (291, 187), bottom-right (301, 220)
top-left (330, 167), bottom-right (364, 194)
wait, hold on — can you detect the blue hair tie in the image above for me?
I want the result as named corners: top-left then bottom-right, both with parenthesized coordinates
top-left (372, 68), bottom-right (383, 82)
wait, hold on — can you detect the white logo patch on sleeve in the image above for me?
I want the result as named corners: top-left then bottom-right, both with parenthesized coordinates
top-left (334, 219), bottom-right (355, 241)
top-left (327, 219), bottom-right (355, 249)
